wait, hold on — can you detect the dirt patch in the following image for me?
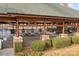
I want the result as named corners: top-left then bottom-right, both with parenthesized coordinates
top-left (43, 44), bottom-right (79, 56)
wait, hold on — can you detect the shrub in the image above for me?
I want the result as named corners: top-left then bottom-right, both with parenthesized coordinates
top-left (52, 37), bottom-right (71, 48)
top-left (45, 40), bottom-right (52, 47)
top-left (32, 40), bottom-right (46, 51)
top-left (72, 36), bottom-right (79, 44)
top-left (15, 42), bottom-right (23, 52)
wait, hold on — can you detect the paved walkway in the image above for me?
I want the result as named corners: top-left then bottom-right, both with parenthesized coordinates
top-left (0, 48), bottom-right (14, 56)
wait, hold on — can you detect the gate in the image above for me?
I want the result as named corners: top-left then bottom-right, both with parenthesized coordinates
top-left (2, 35), bottom-right (13, 49)
top-left (0, 22), bottom-right (15, 49)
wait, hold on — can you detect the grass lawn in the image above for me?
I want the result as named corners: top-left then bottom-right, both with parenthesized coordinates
top-left (42, 44), bottom-right (79, 56)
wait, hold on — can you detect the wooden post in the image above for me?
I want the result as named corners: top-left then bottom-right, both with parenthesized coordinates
top-left (23, 22), bottom-right (24, 30)
top-left (73, 22), bottom-right (75, 33)
top-left (39, 21), bottom-right (41, 34)
top-left (41, 19), bottom-right (50, 41)
top-left (14, 19), bottom-right (23, 43)
top-left (34, 21), bottom-right (36, 32)
top-left (16, 19), bottom-right (19, 37)
top-left (12, 22), bottom-right (15, 34)
top-left (74, 22), bottom-right (79, 36)
top-left (28, 21), bottom-right (30, 33)
top-left (25, 22), bottom-right (28, 33)
top-left (35, 21), bottom-right (38, 33)
top-left (13, 23), bottom-right (14, 31)
top-left (77, 23), bottom-right (78, 33)
top-left (62, 21), bottom-right (65, 34)
top-left (44, 19), bottom-right (46, 34)
top-left (2, 24), bottom-right (3, 37)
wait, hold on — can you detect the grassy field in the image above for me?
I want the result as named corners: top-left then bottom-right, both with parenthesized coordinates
top-left (43, 44), bottom-right (79, 56)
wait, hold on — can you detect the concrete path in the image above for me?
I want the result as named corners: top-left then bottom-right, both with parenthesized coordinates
top-left (0, 48), bottom-right (14, 56)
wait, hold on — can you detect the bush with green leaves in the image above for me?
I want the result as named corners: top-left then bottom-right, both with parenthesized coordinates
top-left (52, 37), bottom-right (71, 48)
top-left (32, 40), bottom-right (46, 51)
top-left (71, 36), bottom-right (79, 44)
top-left (15, 42), bottom-right (23, 52)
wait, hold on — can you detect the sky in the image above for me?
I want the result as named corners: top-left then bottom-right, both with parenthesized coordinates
top-left (54, 0), bottom-right (79, 10)
top-left (54, 0), bottom-right (79, 3)
top-left (68, 3), bottom-right (79, 10)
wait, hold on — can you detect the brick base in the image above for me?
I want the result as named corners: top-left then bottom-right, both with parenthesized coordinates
top-left (13, 36), bottom-right (23, 43)
top-left (74, 32), bottom-right (79, 37)
top-left (59, 34), bottom-right (68, 37)
top-left (40, 34), bottom-right (50, 41)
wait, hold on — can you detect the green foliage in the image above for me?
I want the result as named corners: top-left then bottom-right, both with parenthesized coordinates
top-left (15, 42), bottom-right (23, 52)
top-left (71, 36), bottom-right (79, 44)
top-left (52, 37), bottom-right (71, 48)
top-left (32, 40), bottom-right (46, 51)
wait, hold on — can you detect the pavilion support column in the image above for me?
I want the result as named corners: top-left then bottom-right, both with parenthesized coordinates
top-left (73, 22), bottom-right (75, 33)
top-left (77, 23), bottom-right (78, 33)
top-left (12, 23), bottom-right (15, 35)
top-left (60, 21), bottom-right (68, 37)
top-left (28, 21), bottom-right (30, 33)
top-left (34, 21), bottom-right (37, 34)
top-left (16, 19), bottom-right (19, 37)
top-left (62, 22), bottom-right (65, 34)
top-left (44, 19), bottom-right (46, 35)
top-left (41, 19), bottom-right (50, 41)
top-left (75, 22), bottom-right (79, 36)
top-left (39, 22), bottom-right (42, 34)
top-left (13, 19), bottom-right (23, 43)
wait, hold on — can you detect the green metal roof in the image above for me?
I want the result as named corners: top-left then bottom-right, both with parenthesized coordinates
top-left (0, 3), bottom-right (79, 18)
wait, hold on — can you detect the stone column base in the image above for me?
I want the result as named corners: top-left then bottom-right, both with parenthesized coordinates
top-left (74, 32), bottom-right (79, 37)
top-left (40, 34), bottom-right (50, 41)
top-left (13, 36), bottom-right (23, 43)
top-left (59, 34), bottom-right (68, 38)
